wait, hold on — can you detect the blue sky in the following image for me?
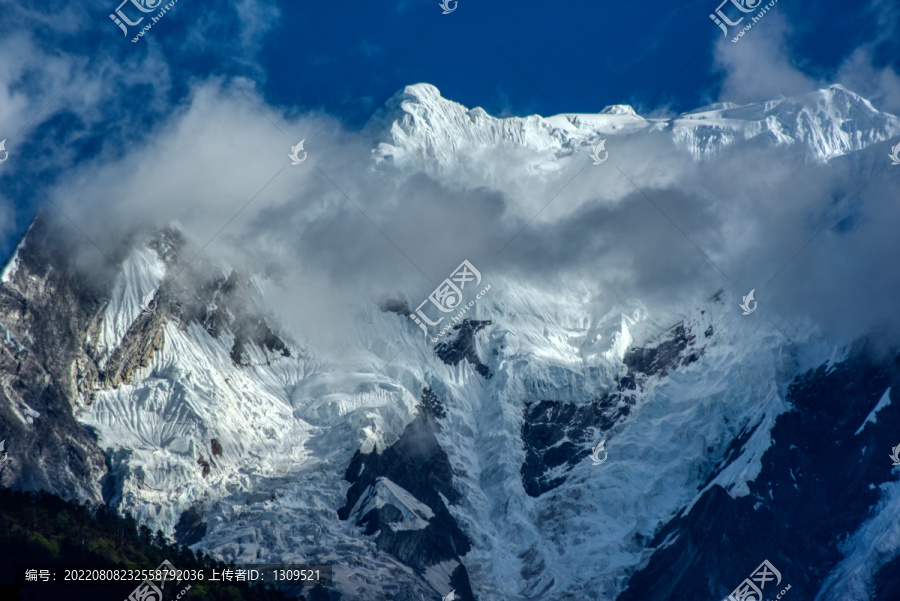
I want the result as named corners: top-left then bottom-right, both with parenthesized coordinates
top-left (256, 0), bottom-right (897, 122)
top-left (0, 0), bottom-right (899, 258)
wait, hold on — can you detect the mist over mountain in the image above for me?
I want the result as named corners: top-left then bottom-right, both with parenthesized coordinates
top-left (1, 82), bottom-right (900, 601)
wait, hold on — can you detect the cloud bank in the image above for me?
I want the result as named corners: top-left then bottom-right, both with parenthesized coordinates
top-left (2, 0), bottom-right (900, 353)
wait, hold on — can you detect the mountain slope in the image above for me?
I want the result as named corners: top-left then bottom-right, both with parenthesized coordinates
top-left (366, 83), bottom-right (900, 174)
top-left (1, 83), bottom-right (899, 601)
top-left (619, 346), bottom-right (900, 600)
top-left (0, 217), bottom-right (110, 502)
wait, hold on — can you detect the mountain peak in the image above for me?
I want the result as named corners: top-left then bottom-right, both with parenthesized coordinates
top-left (368, 82), bottom-right (900, 170)
top-left (600, 104), bottom-right (638, 116)
top-left (375, 82), bottom-right (455, 118)
top-left (398, 82), bottom-right (443, 101)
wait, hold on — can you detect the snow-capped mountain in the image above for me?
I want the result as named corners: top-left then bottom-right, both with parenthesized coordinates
top-left (367, 83), bottom-right (900, 173)
top-left (1, 84), bottom-right (900, 601)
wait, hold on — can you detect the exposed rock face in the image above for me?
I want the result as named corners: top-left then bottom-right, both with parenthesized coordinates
top-left (0, 215), bottom-right (292, 508)
top-left (434, 319), bottom-right (492, 378)
top-left (230, 317), bottom-right (291, 366)
top-left (0, 216), bottom-right (111, 501)
top-left (7, 213), bottom-right (898, 601)
top-left (174, 505), bottom-right (208, 546)
top-left (521, 320), bottom-right (705, 497)
top-left (521, 394), bottom-right (633, 497)
top-left (181, 270), bottom-right (291, 367)
top-left (622, 321), bottom-right (701, 382)
top-left (100, 305), bottom-right (167, 388)
top-left (619, 346), bottom-right (900, 601)
top-left (99, 227), bottom-right (183, 389)
top-left (5, 83), bottom-right (900, 601)
top-left (339, 388), bottom-right (476, 601)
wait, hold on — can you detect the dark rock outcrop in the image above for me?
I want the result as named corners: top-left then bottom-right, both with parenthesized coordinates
top-left (197, 453), bottom-right (211, 478)
top-left (618, 345), bottom-right (900, 601)
top-left (0, 216), bottom-right (111, 501)
top-left (623, 321), bottom-right (700, 381)
top-left (434, 319), bottom-right (492, 378)
top-left (0, 215), bottom-right (293, 509)
top-left (173, 505), bottom-right (208, 546)
top-left (521, 320), bottom-right (705, 497)
top-left (338, 388), bottom-right (476, 600)
top-left (176, 270), bottom-right (291, 367)
top-left (521, 393), bottom-right (634, 497)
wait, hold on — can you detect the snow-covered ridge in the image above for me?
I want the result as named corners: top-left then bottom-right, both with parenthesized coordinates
top-left (352, 477), bottom-right (435, 531)
top-left (3, 82), bottom-right (899, 600)
top-left (0, 220), bottom-right (35, 284)
top-left (67, 229), bottom-right (818, 600)
top-left (0, 205), bottom-right (824, 601)
top-left (95, 246), bottom-right (166, 368)
top-left (368, 83), bottom-right (900, 172)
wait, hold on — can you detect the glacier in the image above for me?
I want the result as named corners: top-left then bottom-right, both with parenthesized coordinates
top-left (1, 82), bottom-right (899, 601)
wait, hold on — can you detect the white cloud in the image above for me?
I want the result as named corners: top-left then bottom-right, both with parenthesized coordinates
top-left (712, 12), bottom-right (817, 104)
top-left (3, 0), bottom-right (899, 351)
